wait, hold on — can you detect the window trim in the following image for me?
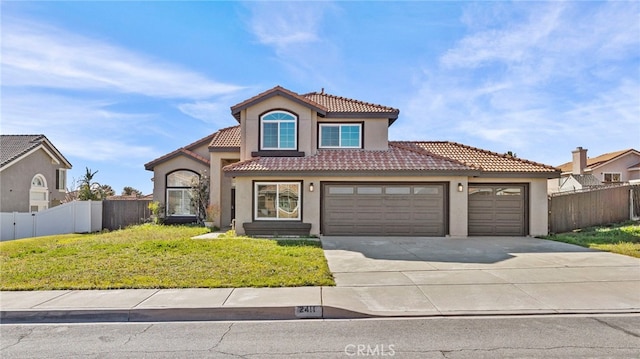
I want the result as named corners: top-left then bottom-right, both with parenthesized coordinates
top-left (318, 122), bottom-right (363, 149)
top-left (603, 172), bottom-right (621, 183)
top-left (56, 169), bottom-right (67, 191)
top-left (253, 181), bottom-right (302, 221)
top-left (165, 169), bottom-right (199, 217)
top-left (259, 110), bottom-right (298, 151)
top-left (30, 174), bottom-right (48, 212)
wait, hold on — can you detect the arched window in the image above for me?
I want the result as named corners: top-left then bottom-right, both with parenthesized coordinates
top-left (166, 170), bottom-right (198, 216)
top-left (30, 174), bottom-right (48, 212)
top-left (260, 110), bottom-right (297, 150)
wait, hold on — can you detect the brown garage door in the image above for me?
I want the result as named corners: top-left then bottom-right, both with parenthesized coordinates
top-left (468, 184), bottom-right (527, 236)
top-left (322, 183), bottom-right (446, 236)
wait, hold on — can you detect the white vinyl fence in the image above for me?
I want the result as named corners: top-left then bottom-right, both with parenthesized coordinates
top-left (1, 201), bottom-right (102, 241)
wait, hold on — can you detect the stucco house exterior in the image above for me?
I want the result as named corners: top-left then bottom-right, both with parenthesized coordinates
top-left (146, 86), bottom-right (560, 237)
top-left (0, 135), bottom-right (72, 212)
top-left (549, 147), bottom-right (640, 193)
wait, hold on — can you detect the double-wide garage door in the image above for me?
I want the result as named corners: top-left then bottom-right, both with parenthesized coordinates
top-left (468, 184), bottom-right (527, 236)
top-left (322, 183), bottom-right (446, 236)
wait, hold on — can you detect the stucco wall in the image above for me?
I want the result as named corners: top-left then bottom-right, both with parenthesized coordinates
top-left (150, 155), bottom-right (209, 212)
top-left (238, 96), bottom-right (390, 160)
top-left (593, 152), bottom-right (640, 182)
top-left (209, 152), bottom-right (240, 228)
top-left (0, 149), bottom-right (68, 212)
top-left (233, 175), bottom-right (549, 237)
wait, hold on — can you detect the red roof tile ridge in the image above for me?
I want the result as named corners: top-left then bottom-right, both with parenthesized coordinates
top-left (303, 91), bottom-right (399, 112)
top-left (180, 148), bottom-right (210, 164)
top-left (231, 86), bottom-right (328, 113)
top-left (391, 141), bottom-right (479, 170)
top-left (443, 141), bottom-right (559, 170)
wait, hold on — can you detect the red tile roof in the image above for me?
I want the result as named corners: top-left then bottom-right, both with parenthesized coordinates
top-left (224, 141), bottom-right (558, 175)
top-left (230, 86), bottom-right (399, 121)
top-left (209, 125), bottom-right (241, 149)
top-left (224, 142), bottom-right (475, 174)
top-left (144, 133), bottom-right (215, 170)
top-left (302, 91), bottom-right (399, 114)
top-left (399, 141), bottom-right (558, 173)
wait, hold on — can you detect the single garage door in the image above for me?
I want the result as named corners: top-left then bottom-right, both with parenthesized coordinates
top-left (468, 184), bottom-right (527, 236)
top-left (322, 183), bottom-right (446, 236)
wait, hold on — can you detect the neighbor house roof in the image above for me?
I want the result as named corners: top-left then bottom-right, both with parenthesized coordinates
top-left (0, 134), bottom-right (72, 170)
top-left (230, 86), bottom-right (399, 123)
top-left (144, 132), bottom-right (215, 171)
top-left (557, 148), bottom-right (639, 173)
top-left (397, 141), bottom-right (559, 174)
top-left (565, 174), bottom-right (601, 187)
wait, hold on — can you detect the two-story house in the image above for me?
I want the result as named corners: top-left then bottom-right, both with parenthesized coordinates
top-left (549, 146), bottom-right (640, 193)
top-left (146, 86), bottom-right (560, 237)
top-left (0, 134), bottom-right (72, 212)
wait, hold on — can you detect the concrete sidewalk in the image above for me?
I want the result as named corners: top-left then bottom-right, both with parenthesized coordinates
top-left (1, 236), bottom-right (639, 323)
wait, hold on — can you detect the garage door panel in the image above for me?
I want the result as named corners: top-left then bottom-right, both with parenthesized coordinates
top-left (323, 183), bottom-right (446, 236)
top-left (468, 184), bottom-right (526, 236)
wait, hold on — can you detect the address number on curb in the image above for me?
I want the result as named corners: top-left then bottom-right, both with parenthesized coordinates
top-left (295, 305), bottom-right (322, 318)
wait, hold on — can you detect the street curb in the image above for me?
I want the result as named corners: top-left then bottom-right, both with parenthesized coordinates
top-left (2, 307), bottom-right (638, 324)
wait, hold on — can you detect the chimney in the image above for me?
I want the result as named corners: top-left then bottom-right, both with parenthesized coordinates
top-left (571, 147), bottom-right (588, 175)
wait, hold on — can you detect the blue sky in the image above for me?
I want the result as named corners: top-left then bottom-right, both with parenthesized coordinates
top-left (2, 1), bottom-right (639, 195)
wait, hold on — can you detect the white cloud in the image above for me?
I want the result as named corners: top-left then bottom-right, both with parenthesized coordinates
top-left (398, 2), bottom-right (640, 165)
top-left (1, 17), bottom-right (244, 99)
top-left (244, 1), bottom-right (342, 87)
top-left (1, 91), bottom-right (158, 162)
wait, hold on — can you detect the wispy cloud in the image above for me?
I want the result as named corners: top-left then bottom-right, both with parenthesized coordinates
top-left (398, 1), bottom-right (640, 164)
top-left (1, 91), bottom-right (158, 162)
top-left (244, 1), bottom-right (342, 87)
top-left (1, 17), bottom-right (243, 99)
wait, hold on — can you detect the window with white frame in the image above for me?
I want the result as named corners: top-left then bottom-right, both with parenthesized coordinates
top-left (603, 173), bottom-right (621, 183)
top-left (166, 170), bottom-right (198, 216)
top-left (260, 111), bottom-right (297, 150)
top-left (30, 174), bottom-right (48, 212)
top-left (319, 123), bottom-right (362, 148)
top-left (56, 169), bottom-right (67, 190)
top-left (255, 182), bottom-right (301, 220)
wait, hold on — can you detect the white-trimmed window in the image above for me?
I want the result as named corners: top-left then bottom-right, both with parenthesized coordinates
top-left (166, 170), bottom-right (198, 216)
top-left (260, 111), bottom-right (297, 150)
top-left (319, 123), bottom-right (362, 148)
top-left (255, 182), bottom-right (301, 220)
top-left (56, 169), bottom-right (67, 191)
top-left (603, 173), bottom-right (621, 183)
top-left (30, 174), bottom-right (48, 212)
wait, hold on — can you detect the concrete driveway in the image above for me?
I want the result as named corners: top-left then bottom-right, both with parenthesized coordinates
top-left (320, 236), bottom-right (640, 316)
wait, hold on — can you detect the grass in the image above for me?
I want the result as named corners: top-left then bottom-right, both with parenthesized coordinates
top-left (542, 220), bottom-right (640, 258)
top-left (0, 224), bottom-right (335, 290)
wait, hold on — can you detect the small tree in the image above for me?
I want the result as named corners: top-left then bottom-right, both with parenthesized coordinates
top-left (123, 186), bottom-right (142, 197)
top-left (77, 167), bottom-right (103, 200)
top-left (190, 171), bottom-right (210, 225)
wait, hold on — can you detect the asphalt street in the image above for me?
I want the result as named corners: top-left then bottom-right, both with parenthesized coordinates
top-left (2, 314), bottom-right (639, 358)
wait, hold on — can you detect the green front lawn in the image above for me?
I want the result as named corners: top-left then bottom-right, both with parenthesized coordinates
top-left (0, 224), bottom-right (335, 290)
top-left (542, 221), bottom-right (640, 258)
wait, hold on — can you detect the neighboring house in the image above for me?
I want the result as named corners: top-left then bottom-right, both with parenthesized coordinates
top-left (146, 86), bottom-right (560, 237)
top-left (0, 135), bottom-right (72, 212)
top-left (549, 147), bottom-right (640, 193)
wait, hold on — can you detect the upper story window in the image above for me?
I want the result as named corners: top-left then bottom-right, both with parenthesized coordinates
top-left (260, 111), bottom-right (297, 150)
top-left (319, 123), bottom-right (362, 149)
top-left (603, 173), bottom-right (621, 183)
